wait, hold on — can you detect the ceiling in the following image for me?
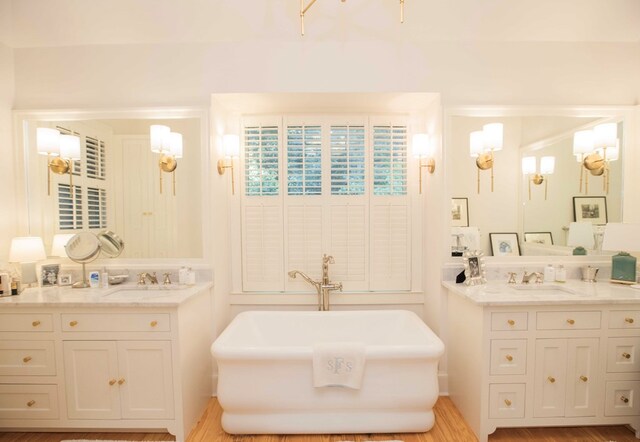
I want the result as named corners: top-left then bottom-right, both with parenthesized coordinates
top-left (2, 0), bottom-right (639, 48)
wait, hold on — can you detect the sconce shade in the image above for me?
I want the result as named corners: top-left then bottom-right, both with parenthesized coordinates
top-left (567, 222), bottom-right (595, 250)
top-left (521, 156), bottom-right (536, 175)
top-left (573, 130), bottom-right (594, 155)
top-left (598, 139), bottom-right (620, 162)
top-left (9, 237), bottom-right (46, 263)
top-left (594, 123), bottom-right (617, 149)
top-left (482, 123), bottom-right (503, 151)
top-left (150, 124), bottom-right (171, 153)
top-left (59, 135), bottom-right (81, 160)
top-left (223, 134), bottom-right (240, 158)
top-left (540, 156), bottom-right (555, 175)
top-left (469, 131), bottom-right (484, 157)
top-left (37, 128), bottom-right (61, 156)
top-left (51, 233), bottom-right (75, 257)
top-left (412, 133), bottom-right (431, 158)
top-left (168, 132), bottom-right (183, 158)
top-left (602, 223), bottom-right (640, 252)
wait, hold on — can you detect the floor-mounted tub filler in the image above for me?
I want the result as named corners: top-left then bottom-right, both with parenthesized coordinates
top-left (211, 310), bottom-right (445, 435)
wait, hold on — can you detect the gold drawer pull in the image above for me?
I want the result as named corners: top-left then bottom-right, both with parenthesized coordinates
top-left (69, 320), bottom-right (78, 327)
top-left (504, 399), bottom-right (512, 406)
top-left (26, 400), bottom-right (35, 407)
top-left (621, 395), bottom-right (629, 404)
top-left (150, 320), bottom-right (158, 327)
top-left (507, 319), bottom-right (515, 326)
top-left (32, 320), bottom-right (41, 327)
top-left (579, 375), bottom-right (588, 382)
top-left (109, 379), bottom-right (117, 386)
top-left (118, 378), bottom-right (125, 385)
top-left (566, 319), bottom-right (575, 325)
top-left (623, 352), bottom-right (631, 360)
top-left (625, 317), bottom-right (635, 324)
top-left (23, 356), bottom-right (32, 363)
top-left (505, 354), bottom-right (513, 362)
top-left (547, 376), bottom-right (556, 383)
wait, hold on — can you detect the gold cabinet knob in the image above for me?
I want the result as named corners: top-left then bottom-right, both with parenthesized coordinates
top-left (504, 399), bottom-right (512, 406)
top-left (32, 320), bottom-right (41, 327)
top-left (625, 317), bottom-right (635, 324)
top-left (26, 400), bottom-right (35, 407)
top-left (505, 354), bottom-right (513, 362)
top-left (547, 376), bottom-right (556, 383)
top-left (621, 395), bottom-right (629, 404)
top-left (623, 352), bottom-right (631, 359)
top-left (118, 378), bottom-right (125, 385)
top-left (507, 319), bottom-right (515, 326)
top-left (580, 375), bottom-right (588, 382)
top-left (69, 320), bottom-right (78, 327)
top-left (566, 319), bottom-right (575, 325)
top-left (22, 356), bottom-right (32, 363)
top-left (150, 320), bottom-right (158, 327)
top-left (109, 379), bottom-right (117, 386)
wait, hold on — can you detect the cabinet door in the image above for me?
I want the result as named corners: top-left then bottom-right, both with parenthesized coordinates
top-left (63, 341), bottom-right (121, 419)
top-left (117, 341), bottom-right (174, 419)
top-left (565, 338), bottom-right (599, 417)
top-left (534, 339), bottom-right (567, 417)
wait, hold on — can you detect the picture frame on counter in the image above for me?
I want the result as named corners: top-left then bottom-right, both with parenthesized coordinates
top-left (41, 264), bottom-right (60, 287)
top-left (463, 250), bottom-right (486, 286)
top-left (58, 273), bottom-right (72, 286)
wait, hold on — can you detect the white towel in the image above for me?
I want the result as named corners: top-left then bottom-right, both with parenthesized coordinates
top-left (312, 342), bottom-right (366, 389)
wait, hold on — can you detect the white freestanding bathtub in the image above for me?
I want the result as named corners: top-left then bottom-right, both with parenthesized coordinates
top-left (211, 310), bottom-right (445, 435)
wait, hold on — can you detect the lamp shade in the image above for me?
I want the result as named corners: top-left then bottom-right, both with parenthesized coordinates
top-left (482, 123), bottom-right (503, 151)
top-left (412, 133), bottom-right (431, 158)
top-left (521, 156), bottom-right (536, 175)
top-left (150, 124), bottom-right (171, 153)
top-left (59, 134), bottom-right (81, 160)
top-left (598, 138), bottom-right (620, 162)
top-left (9, 237), bottom-right (46, 263)
top-left (51, 233), bottom-right (75, 257)
top-left (540, 156), bottom-right (555, 175)
top-left (469, 131), bottom-right (484, 158)
top-left (573, 130), bottom-right (594, 155)
top-left (168, 132), bottom-right (183, 159)
top-left (602, 223), bottom-right (640, 252)
top-left (567, 222), bottom-right (595, 250)
top-left (223, 134), bottom-right (240, 158)
top-left (37, 128), bottom-right (61, 156)
top-left (594, 123), bottom-right (617, 149)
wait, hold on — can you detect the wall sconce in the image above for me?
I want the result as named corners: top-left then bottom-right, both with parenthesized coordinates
top-left (412, 133), bottom-right (435, 194)
top-left (522, 155), bottom-right (555, 200)
top-left (217, 134), bottom-right (240, 195)
top-left (469, 123), bottom-right (503, 193)
top-left (37, 128), bottom-right (81, 196)
top-left (572, 123), bottom-right (618, 194)
top-left (150, 125), bottom-right (183, 196)
top-left (9, 236), bottom-right (46, 287)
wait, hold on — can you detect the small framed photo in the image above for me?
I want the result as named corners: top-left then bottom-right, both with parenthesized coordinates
top-left (41, 264), bottom-right (60, 287)
top-left (523, 232), bottom-right (554, 246)
top-left (489, 232), bottom-right (521, 257)
top-left (573, 196), bottom-right (608, 224)
top-left (451, 197), bottom-right (469, 227)
top-left (58, 273), bottom-right (72, 286)
top-left (463, 250), bottom-right (486, 286)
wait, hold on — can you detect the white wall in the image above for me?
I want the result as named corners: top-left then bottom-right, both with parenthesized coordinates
top-left (0, 42), bottom-right (16, 260)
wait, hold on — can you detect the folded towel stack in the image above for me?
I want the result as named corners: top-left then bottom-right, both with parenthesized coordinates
top-left (312, 342), bottom-right (366, 389)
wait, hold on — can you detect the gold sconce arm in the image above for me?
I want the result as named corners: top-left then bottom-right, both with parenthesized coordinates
top-left (217, 158), bottom-right (236, 195)
top-left (418, 157), bottom-right (435, 194)
top-left (159, 155), bottom-right (178, 196)
top-left (46, 155), bottom-right (72, 196)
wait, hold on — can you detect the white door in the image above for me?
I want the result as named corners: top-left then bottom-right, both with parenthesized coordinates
top-left (534, 339), bottom-right (567, 417)
top-left (117, 341), bottom-right (174, 419)
top-left (565, 338), bottom-right (599, 417)
top-left (63, 341), bottom-right (120, 419)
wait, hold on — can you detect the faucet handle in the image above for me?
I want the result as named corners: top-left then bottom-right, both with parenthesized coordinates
top-left (534, 272), bottom-right (544, 284)
top-left (336, 282), bottom-right (343, 292)
top-left (507, 272), bottom-right (517, 284)
top-left (323, 254), bottom-right (335, 264)
top-left (137, 273), bottom-right (146, 285)
top-left (163, 272), bottom-right (172, 285)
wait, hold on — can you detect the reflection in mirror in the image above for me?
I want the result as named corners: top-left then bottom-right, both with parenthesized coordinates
top-left (450, 114), bottom-right (624, 257)
top-left (23, 117), bottom-right (203, 259)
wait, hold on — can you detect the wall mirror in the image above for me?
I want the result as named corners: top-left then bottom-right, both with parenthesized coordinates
top-left (15, 108), bottom-right (208, 260)
top-left (446, 106), bottom-right (633, 260)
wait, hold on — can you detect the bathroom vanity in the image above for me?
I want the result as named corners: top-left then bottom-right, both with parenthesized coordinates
top-left (444, 280), bottom-right (640, 442)
top-left (0, 282), bottom-right (213, 442)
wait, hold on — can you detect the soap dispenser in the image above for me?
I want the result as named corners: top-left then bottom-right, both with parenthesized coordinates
top-left (555, 265), bottom-right (566, 283)
top-left (544, 264), bottom-right (555, 282)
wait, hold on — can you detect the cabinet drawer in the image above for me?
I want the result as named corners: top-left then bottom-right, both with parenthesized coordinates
top-left (604, 381), bottom-right (640, 416)
top-left (489, 383), bottom-right (525, 419)
top-left (61, 313), bottom-right (170, 332)
top-left (0, 341), bottom-right (56, 376)
top-left (0, 314), bottom-right (53, 332)
top-left (0, 384), bottom-right (59, 419)
top-left (491, 312), bottom-right (528, 331)
top-left (607, 337), bottom-right (640, 373)
top-left (609, 311), bottom-right (640, 329)
top-left (490, 340), bottom-right (527, 375)
top-left (536, 311), bottom-right (601, 330)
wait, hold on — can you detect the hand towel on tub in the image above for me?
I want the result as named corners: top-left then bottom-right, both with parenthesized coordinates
top-left (312, 342), bottom-right (366, 389)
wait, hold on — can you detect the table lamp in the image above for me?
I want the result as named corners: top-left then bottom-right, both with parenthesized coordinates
top-left (602, 223), bottom-right (640, 284)
top-left (51, 233), bottom-right (75, 258)
top-left (9, 236), bottom-right (46, 287)
top-left (566, 222), bottom-right (594, 255)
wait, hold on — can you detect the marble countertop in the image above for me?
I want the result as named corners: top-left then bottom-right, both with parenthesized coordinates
top-left (443, 280), bottom-right (640, 306)
top-left (0, 282), bottom-right (213, 308)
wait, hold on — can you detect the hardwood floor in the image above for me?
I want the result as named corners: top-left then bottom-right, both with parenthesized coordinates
top-left (0, 396), bottom-right (637, 442)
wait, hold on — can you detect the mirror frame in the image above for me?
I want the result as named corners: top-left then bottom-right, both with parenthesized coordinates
top-left (443, 105), bottom-right (636, 265)
top-left (13, 107), bottom-right (211, 267)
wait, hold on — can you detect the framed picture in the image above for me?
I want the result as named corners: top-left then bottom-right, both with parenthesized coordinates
top-left (489, 232), bottom-right (521, 257)
top-left (573, 196), bottom-right (608, 224)
top-left (41, 264), bottom-right (60, 287)
top-left (523, 232), bottom-right (554, 246)
top-left (58, 273), bottom-right (72, 286)
top-left (463, 250), bottom-right (486, 286)
top-left (451, 197), bottom-right (469, 227)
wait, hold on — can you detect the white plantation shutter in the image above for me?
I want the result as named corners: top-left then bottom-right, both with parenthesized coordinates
top-left (329, 204), bottom-right (367, 288)
top-left (58, 184), bottom-right (83, 230)
top-left (87, 187), bottom-right (107, 229)
top-left (86, 136), bottom-right (106, 181)
top-left (244, 125), bottom-right (279, 196)
top-left (285, 205), bottom-right (323, 291)
top-left (242, 204), bottom-right (284, 290)
top-left (330, 125), bottom-right (365, 195)
top-left (372, 125), bottom-right (407, 195)
top-left (287, 125), bottom-right (322, 195)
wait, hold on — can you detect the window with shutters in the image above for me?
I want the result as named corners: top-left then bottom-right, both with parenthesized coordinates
top-left (239, 115), bottom-right (415, 293)
top-left (58, 184), bottom-right (83, 230)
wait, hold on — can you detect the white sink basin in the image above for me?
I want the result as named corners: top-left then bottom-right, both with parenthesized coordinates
top-left (102, 286), bottom-right (183, 301)
top-left (510, 284), bottom-right (576, 295)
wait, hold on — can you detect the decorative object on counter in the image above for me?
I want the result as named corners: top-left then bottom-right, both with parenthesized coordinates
top-left (469, 123), bottom-right (504, 194)
top-left (65, 230), bottom-right (125, 288)
top-left (523, 232), bottom-right (553, 246)
top-left (581, 266), bottom-right (599, 283)
top-left (554, 264), bottom-right (567, 283)
top-left (413, 133), bottom-right (436, 194)
top-left (573, 196), bottom-right (607, 224)
top-left (107, 271), bottom-right (129, 285)
top-left (41, 264), bottom-right (60, 287)
top-left (0, 272), bottom-right (11, 297)
top-left (462, 250), bottom-right (486, 286)
top-left (89, 271), bottom-right (100, 288)
top-left (455, 269), bottom-right (466, 284)
top-left (521, 155), bottom-right (555, 200)
top-left (489, 232), bottom-right (521, 257)
top-left (602, 222), bottom-right (640, 284)
top-left (451, 197), bottom-right (469, 227)
top-left (58, 273), bottom-right (72, 286)
top-left (9, 236), bottom-right (46, 288)
top-left (572, 246), bottom-right (587, 255)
